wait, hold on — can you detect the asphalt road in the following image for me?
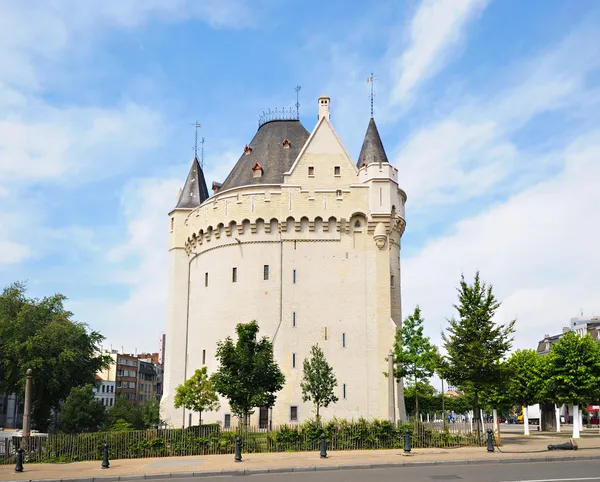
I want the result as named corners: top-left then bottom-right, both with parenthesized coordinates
top-left (148, 460), bottom-right (600, 482)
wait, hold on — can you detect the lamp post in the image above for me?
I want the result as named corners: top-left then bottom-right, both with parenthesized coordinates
top-left (22, 369), bottom-right (33, 439)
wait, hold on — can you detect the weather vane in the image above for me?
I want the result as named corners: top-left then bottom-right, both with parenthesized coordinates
top-left (295, 85), bottom-right (301, 119)
top-left (367, 73), bottom-right (377, 117)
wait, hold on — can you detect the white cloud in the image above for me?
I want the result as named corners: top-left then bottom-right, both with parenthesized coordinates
top-left (403, 130), bottom-right (600, 351)
top-left (391, 0), bottom-right (489, 104)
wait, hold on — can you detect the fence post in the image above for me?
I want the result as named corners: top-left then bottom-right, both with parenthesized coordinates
top-left (15, 447), bottom-right (24, 472)
top-left (101, 443), bottom-right (110, 469)
top-left (320, 433), bottom-right (327, 458)
top-left (403, 429), bottom-right (411, 453)
top-left (487, 429), bottom-right (494, 452)
top-left (234, 436), bottom-right (242, 462)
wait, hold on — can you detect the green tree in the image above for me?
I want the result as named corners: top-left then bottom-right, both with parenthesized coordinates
top-left (58, 385), bottom-right (106, 433)
top-left (141, 399), bottom-right (162, 429)
top-left (404, 381), bottom-right (436, 417)
top-left (543, 331), bottom-right (600, 437)
top-left (393, 306), bottom-right (439, 419)
top-left (440, 272), bottom-right (515, 434)
top-left (211, 321), bottom-right (285, 426)
top-left (300, 344), bottom-right (339, 423)
top-left (506, 349), bottom-right (544, 434)
top-left (0, 282), bottom-right (111, 430)
top-left (107, 395), bottom-right (142, 430)
top-left (174, 367), bottom-right (220, 426)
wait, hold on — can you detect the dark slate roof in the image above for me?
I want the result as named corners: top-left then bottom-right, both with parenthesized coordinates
top-left (357, 117), bottom-right (389, 167)
top-left (174, 157), bottom-right (209, 209)
top-left (219, 120), bottom-right (310, 191)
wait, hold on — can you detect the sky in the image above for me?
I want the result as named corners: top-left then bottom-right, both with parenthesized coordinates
top-left (1, 0), bottom-right (599, 355)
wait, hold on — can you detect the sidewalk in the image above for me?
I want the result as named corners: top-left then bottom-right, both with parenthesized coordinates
top-left (2, 434), bottom-right (599, 481)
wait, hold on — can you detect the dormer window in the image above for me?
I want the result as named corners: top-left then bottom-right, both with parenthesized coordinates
top-left (244, 145), bottom-right (253, 156)
top-left (282, 138), bottom-right (291, 149)
top-left (252, 161), bottom-right (263, 178)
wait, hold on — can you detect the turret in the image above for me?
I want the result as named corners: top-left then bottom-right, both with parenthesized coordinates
top-left (357, 118), bottom-right (388, 168)
top-left (174, 157), bottom-right (209, 209)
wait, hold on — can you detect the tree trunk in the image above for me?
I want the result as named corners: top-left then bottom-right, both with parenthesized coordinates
top-left (492, 408), bottom-right (501, 446)
top-left (415, 390), bottom-right (419, 421)
top-left (540, 403), bottom-right (556, 432)
top-left (199, 411), bottom-right (202, 427)
top-left (473, 391), bottom-right (481, 438)
top-left (523, 403), bottom-right (530, 436)
top-left (316, 405), bottom-right (320, 426)
top-left (572, 404), bottom-right (580, 438)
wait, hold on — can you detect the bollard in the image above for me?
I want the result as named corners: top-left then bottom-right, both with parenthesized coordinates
top-left (15, 448), bottom-right (24, 473)
top-left (320, 433), bottom-right (327, 459)
top-left (101, 443), bottom-right (110, 469)
top-left (403, 428), bottom-right (411, 453)
top-left (234, 436), bottom-right (242, 462)
top-left (487, 428), bottom-right (494, 452)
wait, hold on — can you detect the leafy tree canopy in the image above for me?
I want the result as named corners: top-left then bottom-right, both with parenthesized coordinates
top-left (174, 367), bottom-right (220, 425)
top-left (543, 331), bottom-right (600, 406)
top-left (58, 385), bottom-right (106, 434)
top-left (506, 349), bottom-right (545, 406)
top-left (440, 272), bottom-right (515, 418)
top-left (0, 282), bottom-right (110, 430)
top-left (105, 395), bottom-right (160, 430)
top-left (394, 306), bottom-right (439, 418)
top-left (301, 344), bottom-right (339, 421)
top-left (211, 321), bottom-right (285, 424)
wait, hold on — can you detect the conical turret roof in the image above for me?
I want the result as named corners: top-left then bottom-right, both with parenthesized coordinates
top-left (174, 157), bottom-right (209, 209)
top-left (357, 118), bottom-right (389, 167)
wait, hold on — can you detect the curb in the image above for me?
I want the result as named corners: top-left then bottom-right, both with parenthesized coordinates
top-left (4, 454), bottom-right (599, 482)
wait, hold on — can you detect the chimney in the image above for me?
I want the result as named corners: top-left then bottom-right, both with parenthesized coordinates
top-left (318, 95), bottom-right (330, 121)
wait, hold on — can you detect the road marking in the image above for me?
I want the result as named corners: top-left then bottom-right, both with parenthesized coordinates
top-left (501, 478), bottom-right (600, 482)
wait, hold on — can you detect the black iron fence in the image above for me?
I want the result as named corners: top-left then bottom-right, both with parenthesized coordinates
top-left (1, 420), bottom-right (490, 465)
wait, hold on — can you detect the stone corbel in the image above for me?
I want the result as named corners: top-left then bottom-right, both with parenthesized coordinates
top-left (373, 222), bottom-right (387, 250)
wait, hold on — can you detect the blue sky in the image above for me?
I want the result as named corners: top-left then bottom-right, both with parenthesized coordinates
top-left (1, 0), bottom-right (599, 354)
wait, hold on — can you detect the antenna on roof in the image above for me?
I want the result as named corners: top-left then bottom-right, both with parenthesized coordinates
top-left (192, 121), bottom-right (201, 158)
top-left (367, 73), bottom-right (376, 118)
top-left (295, 85), bottom-right (301, 119)
top-left (200, 137), bottom-right (205, 169)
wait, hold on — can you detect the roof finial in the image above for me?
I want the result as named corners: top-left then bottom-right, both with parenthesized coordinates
top-left (295, 85), bottom-right (301, 119)
top-left (367, 73), bottom-right (375, 118)
top-left (192, 121), bottom-right (201, 158)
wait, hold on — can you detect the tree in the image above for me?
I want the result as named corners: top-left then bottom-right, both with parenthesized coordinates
top-left (393, 306), bottom-right (439, 419)
top-left (141, 399), bottom-right (163, 429)
top-left (440, 272), bottom-right (515, 434)
top-left (0, 282), bottom-right (111, 430)
top-left (543, 331), bottom-right (600, 438)
top-left (300, 345), bottom-right (339, 423)
top-left (58, 385), bottom-right (106, 433)
top-left (506, 349), bottom-right (544, 435)
top-left (211, 321), bottom-right (285, 426)
top-left (404, 381), bottom-right (436, 417)
top-left (107, 395), bottom-right (143, 430)
top-left (174, 367), bottom-right (220, 426)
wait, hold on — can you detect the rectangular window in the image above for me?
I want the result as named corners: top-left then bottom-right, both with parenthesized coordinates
top-left (205, 272), bottom-right (209, 287)
top-left (170, 217), bottom-right (174, 230)
top-left (264, 265), bottom-right (269, 280)
top-left (391, 275), bottom-right (395, 287)
top-left (110, 398), bottom-right (113, 406)
top-left (292, 269), bottom-right (296, 284)
top-left (101, 385), bottom-right (105, 393)
top-left (343, 383), bottom-right (347, 399)
top-left (224, 414), bottom-right (231, 429)
top-left (202, 349), bottom-right (206, 365)
top-left (292, 353), bottom-right (296, 368)
top-left (290, 406), bottom-right (298, 422)
top-left (292, 312), bottom-right (296, 328)
top-left (336, 189), bottom-right (342, 198)
top-left (232, 267), bottom-right (237, 282)
top-left (334, 166), bottom-right (340, 176)
top-left (342, 333), bottom-right (346, 348)
top-left (308, 166), bottom-right (314, 176)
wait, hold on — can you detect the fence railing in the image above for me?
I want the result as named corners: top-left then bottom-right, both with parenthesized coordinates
top-left (0, 420), bottom-right (491, 465)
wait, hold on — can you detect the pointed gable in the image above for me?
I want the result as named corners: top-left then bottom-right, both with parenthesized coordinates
top-left (357, 118), bottom-right (389, 167)
top-left (175, 157), bottom-right (209, 209)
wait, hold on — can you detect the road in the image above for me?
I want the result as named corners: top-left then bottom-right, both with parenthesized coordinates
top-left (144, 460), bottom-right (600, 482)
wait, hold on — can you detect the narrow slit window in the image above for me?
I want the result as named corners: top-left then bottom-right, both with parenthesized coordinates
top-left (264, 265), bottom-right (269, 280)
top-left (290, 406), bottom-right (298, 422)
top-left (308, 166), bottom-right (315, 176)
top-left (391, 275), bottom-right (395, 287)
top-left (202, 349), bottom-right (206, 365)
top-left (336, 190), bottom-right (342, 198)
top-left (342, 333), bottom-right (346, 348)
top-left (224, 414), bottom-right (231, 428)
top-left (292, 312), bottom-right (296, 328)
top-left (293, 269), bottom-right (296, 284)
top-left (232, 267), bottom-right (237, 283)
top-left (205, 272), bottom-right (209, 287)
top-left (170, 217), bottom-right (174, 230)
top-left (334, 166), bottom-right (341, 176)
top-left (292, 353), bottom-right (296, 368)
top-left (343, 383), bottom-right (347, 399)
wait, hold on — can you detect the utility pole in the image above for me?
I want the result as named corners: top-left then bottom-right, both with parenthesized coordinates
top-left (22, 369), bottom-right (33, 438)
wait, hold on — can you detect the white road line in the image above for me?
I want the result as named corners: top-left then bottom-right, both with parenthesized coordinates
top-left (501, 478), bottom-right (600, 482)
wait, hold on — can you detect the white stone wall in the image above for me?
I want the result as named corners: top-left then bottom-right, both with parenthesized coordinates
top-left (161, 109), bottom-right (406, 428)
